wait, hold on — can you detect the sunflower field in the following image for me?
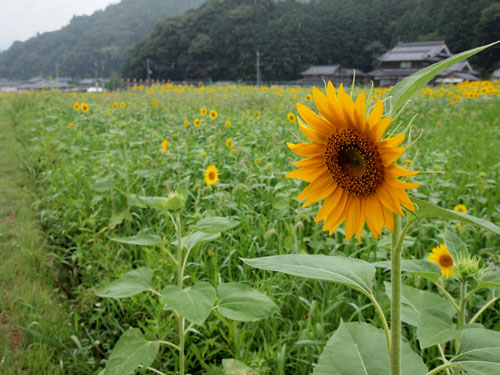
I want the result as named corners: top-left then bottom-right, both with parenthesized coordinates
top-left (1, 76), bottom-right (499, 375)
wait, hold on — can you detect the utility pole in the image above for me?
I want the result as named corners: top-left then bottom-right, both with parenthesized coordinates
top-left (256, 50), bottom-right (262, 86)
top-left (55, 62), bottom-right (59, 82)
top-left (146, 57), bottom-right (152, 81)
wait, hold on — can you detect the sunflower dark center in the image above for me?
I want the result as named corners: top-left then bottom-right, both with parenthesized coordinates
top-left (439, 254), bottom-right (453, 267)
top-left (324, 129), bottom-right (384, 196)
top-left (209, 172), bottom-right (215, 180)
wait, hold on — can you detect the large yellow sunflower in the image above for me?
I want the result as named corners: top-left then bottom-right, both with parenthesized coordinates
top-left (204, 165), bottom-right (219, 186)
top-left (286, 82), bottom-right (419, 241)
top-left (428, 244), bottom-right (454, 277)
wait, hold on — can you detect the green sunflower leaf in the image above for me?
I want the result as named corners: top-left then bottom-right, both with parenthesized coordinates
top-left (450, 328), bottom-right (500, 374)
top-left (95, 268), bottom-right (153, 298)
top-left (385, 283), bottom-right (456, 327)
top-left (374, 259), bottom-right (441, 282)
top-left (387, 41), bottom-right (499, 116)
top-left (442, 229), bottom-right (469, 261)
top-left (243, 254), bottom-right (375, 294)
top-left (476, 271), bottom-right (500, 289)
top-left (161, 281), bottom-right (216, 325)
top-left (416, 308), bottom-right (460, 349)
top-left (313, 322), bottom-right (427, 375)
top-left (191, 216), bottom-right (240, 233)
top-left (111, 234), bottom-right (163, 247)
top-left (103, 328), bottom-right (159, 375)
top-left (216, 282), bottom-right (278, 322)
top-left (411, 198), bottom-right (500, 235)
top-left (172, 231), bottom-right (220, 251)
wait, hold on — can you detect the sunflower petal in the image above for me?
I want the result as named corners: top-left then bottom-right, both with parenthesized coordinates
top-left (297, 103), bottom-right (332, 137)
top-left (287, 142), bottom-right (324, 157)
top-left (298, 118), bottom-right (326, 143)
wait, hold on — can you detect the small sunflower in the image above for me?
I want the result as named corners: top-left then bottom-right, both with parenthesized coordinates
top-left (81, 102), bottom-right (89, 113)
top-left (305, 94), bottom-right (312, 101)
top-left (73, 102), bottom-right (80, 111)
top-left (184, 120), bottom-right (190, 128)
top-left (152, 98), bottom-right (157, 105)
top-left (69, 122), bottom-right (75, 127)
top-left (120, 102), bottom-right (127, 108)
top-left (194, 118), bottom-right (202, 127)
top-left (225, 120), bottom-right (232, 128)
top-left (113, 102), bottom-right (118, 109)
top-left (286, 82), bottom-right (419, 241)
top-left (428, 244), bottom-right (454, 277)
top-left (204, 165), bottom-right (219, 186)
top-left (200, 107), bottom-right (207, 116)
top-left (209, 110), bottom-right (218, 120)
top-left (225, 138), bottom-right (234, 149)
top-left (162, 139), bottom-right (168, 153)
top-left (287, 112), bottom-right (296, 123)
top-left (454, 204), bottom-right (467, 213)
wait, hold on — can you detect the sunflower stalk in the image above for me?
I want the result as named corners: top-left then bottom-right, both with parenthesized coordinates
top-left (390, 214), bottom-right (402, 375)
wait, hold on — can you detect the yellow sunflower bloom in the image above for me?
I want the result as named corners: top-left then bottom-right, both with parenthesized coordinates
top-left (225, 120), bottom-right (232, 128)
top-left (120, 102), bottom-right (126, 108)
top-left (286, 82), bottom-right (419, 242)
top-left (162, 139), bottom-right (168, 153)
top-left (225, 138), bottom-right (234, 149)
top-left (305, 94), bottom-right (312, 101)
top-left (69, 122), bottom-right (75, 127)
top-left (73, 102), bottom-right (80, 111)
top-left (287, 112), bottom-right (296, 123)
top-left (113, 102), bottom-right (118, 109)
top-left (194, 118), bottom-right (201, 127)
top-left (184, 120), bottom-right (190, 128)
top-left (200, 107), bottom-right (207, 116)
top-left (428, 244), bottom-right (454, 277)
top-left (204, 164), bottom-right (219, 185)
top-left (81, 102), bottom-right (89, 113)
top-left (209, 109), bottom-right (218, 119)
top-left (453, 204), bottom-right (467, 213)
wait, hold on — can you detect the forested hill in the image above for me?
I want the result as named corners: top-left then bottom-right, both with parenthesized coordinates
top-left (0, 0), bottom-right (206, 79)
top-left (122, 0), bottom-right (499, 81)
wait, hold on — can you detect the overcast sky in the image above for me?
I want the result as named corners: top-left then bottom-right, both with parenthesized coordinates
top-left (0, 0), bottom-right (119, 50)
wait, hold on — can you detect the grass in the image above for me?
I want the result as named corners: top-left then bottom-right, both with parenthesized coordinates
top-left (0, 103), bottom-right (69, 374)
top-left (0, 82), bottom-right (499, 374)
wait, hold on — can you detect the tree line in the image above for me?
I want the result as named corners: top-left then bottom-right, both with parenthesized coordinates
top-left (122, 0), bottom-right (499, 81)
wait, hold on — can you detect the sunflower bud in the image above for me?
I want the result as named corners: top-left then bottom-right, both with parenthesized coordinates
top-left (166, 192), bottom-right (185, 212)
top-left (454, 254), bottom-right (483, 281)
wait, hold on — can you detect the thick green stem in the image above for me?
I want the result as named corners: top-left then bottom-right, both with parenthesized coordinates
top-left (390, 214), bottom-right (402, 375)
top-left (171, 212), bottom-right (186, 375)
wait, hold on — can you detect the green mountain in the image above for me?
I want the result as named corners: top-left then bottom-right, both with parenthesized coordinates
top-left (122, 0), bottom-right (499, 81)
top-left (0, 0), bottom-right (206, 79)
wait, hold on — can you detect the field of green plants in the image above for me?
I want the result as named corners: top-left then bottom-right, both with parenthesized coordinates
top-left (1, 80), bottom-right (499, 374)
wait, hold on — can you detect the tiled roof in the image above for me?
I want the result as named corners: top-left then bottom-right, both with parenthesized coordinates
top-left (379, 41), bottom-right (451, 62)
top-left (301, 65), bottom-right (340, 75)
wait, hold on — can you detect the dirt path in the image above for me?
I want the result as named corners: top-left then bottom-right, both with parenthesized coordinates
top-left (0, 100), bottom-right (68, 374)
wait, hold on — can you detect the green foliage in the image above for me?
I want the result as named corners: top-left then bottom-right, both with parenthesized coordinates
top-left (451, 328), bottom-right (500, 373)
top-left (161, 282), bottom-right (217, 325)
top-left (216, 283), bottom-right (279, 322)
top-left (244, 254), bottom-right (375, 294)
top-left (123, 0), bottom-right (499, 81)
top-left (103, 328), bottom-right (159, 375)
top-left (416, 308), bottom-right (460, 349)
top-left (192, 216), bottom-right (240, 233)
top-left (313, 322), bottom-right (427, 375)
top-left (95, 268), bottom-right (153, 298)
top-left (0, 0), bottom-right (206, 79)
